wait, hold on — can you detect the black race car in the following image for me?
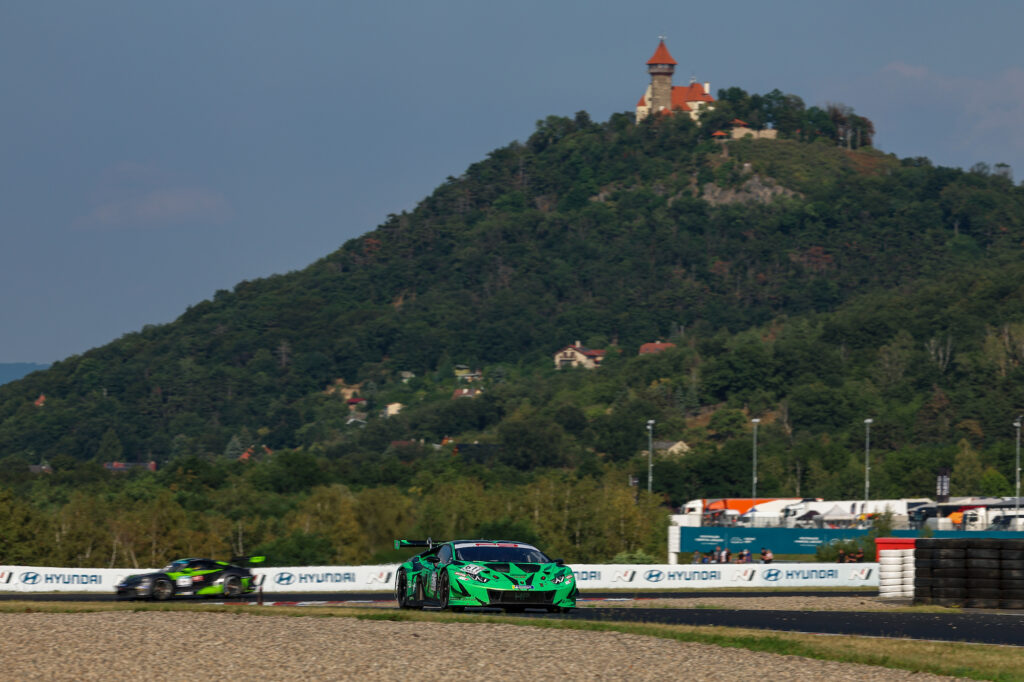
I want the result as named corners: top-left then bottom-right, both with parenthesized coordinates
top-left (115, 556), bottom-right (263, 600)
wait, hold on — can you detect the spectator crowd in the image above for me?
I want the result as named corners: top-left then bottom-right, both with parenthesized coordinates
top-left (691, 547), bottom-right (774, 564)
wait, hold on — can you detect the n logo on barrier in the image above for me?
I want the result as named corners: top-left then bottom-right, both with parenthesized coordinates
top-left (732, 568), bottom-right (756, 581)
top-left (0, 571), bottom-right (13, 584)
top-left (848, 567), bottom-right (873, 581)
top-left (366, 571), bottom-right (393, 585)
top-left (612, 570), bottom-right (636, 583)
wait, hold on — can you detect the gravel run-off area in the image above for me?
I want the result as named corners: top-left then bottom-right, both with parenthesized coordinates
top-left (0, 611), bottom-right (966, 681)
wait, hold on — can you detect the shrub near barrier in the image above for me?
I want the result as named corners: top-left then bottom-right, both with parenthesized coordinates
top-left (908, 538), bottom-right (1024, 609)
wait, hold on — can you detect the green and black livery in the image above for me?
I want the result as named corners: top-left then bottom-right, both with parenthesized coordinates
top-left (393, 539), bottom-right (577, 612)
top-left (115, 556), bottom-right (264, 600)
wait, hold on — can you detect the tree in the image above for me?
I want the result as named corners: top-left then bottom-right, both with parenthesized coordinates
top-left (497, 409), bottom-right (571, 469)
top-left (96, 428), bottom-right (123, 461)
top-left (0, 489), bottom-right (37, 563)
top-left (978, 467), bottom-right (1012, 496)
top-left (951, 439), bottom-right (985, 495)
top-left (288, 484), bottom-right (366, 564)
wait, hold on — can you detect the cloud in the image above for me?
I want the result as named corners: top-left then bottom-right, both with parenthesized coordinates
top-left (882, 62), bottom-right (929, 79)
top-left (75, 163), bottom-right (232, 230)
top-left (81, 187), bottom-right (232, 228)
top-left (857, 64), bottom-right (1024, 175)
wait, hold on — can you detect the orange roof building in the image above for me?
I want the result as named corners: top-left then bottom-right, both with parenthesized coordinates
top-left (636, 39), bottom-right (715, 123)
top-left (638, 340), bottom-right (677, 355)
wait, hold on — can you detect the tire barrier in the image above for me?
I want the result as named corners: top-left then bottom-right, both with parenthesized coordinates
top-left (877, 539), bottom-right (915, 599)
top-left (901, 537), bottom-right (1024, 609)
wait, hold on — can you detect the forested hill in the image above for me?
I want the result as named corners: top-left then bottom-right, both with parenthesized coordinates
top-left (2, 105), bottom-right (1024, 498)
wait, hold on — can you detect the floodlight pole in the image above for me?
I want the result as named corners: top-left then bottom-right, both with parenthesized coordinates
top-left (864, 418), bottom-right (874, 516)
top-left (1015, 417), bottom-right (1022, 529)
top-left (646, 420), bottom-right (655, 494)
top-left (751, 418), bottom-right (761, 500)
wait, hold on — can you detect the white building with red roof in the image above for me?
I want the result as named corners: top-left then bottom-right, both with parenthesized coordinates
top-left (635, 39), bottom-right (715, 123)
top-left (554, 341), bottom-right (606, 370)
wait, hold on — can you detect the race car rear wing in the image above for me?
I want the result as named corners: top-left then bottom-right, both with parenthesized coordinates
top-left (394, 538), bottom-right (440, 550)
top-left (230, 555), bottom-right (267, 565)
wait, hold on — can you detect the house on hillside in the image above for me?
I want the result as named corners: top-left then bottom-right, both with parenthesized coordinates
top-left (452, 386), bottom-right (484, 399)
top-left (454, 365), bottom-right (482, 382)
top-left (325, 379), bottom-right (362, 400)
top-left (636, 39), bottom-right (715, 123)
top-left (638, 340), bottom-right (676, 355)
top-left (724, 118), bottom-right (777, 141)
top-left (104, 461), bottom-right (157, 473)
top-left (554, 341), bottom-right (606, 370)
top-left (656, 439), bottom-right (692, 457)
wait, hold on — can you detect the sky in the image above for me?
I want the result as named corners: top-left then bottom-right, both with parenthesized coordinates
top-left (3, 1), bottom-right (1024, 363)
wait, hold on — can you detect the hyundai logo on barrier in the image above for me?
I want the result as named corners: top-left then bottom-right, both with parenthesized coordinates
top-left (644, 570), bottom-right (664, 582)
top-left (275, 572), bottom-right (296, 585)
top-left (20, 572), bottom-right (40, 585)
top-left (763, 568), bottom-right (781, 582)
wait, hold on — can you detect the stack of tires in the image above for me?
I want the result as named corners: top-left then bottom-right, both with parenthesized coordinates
top-left (878, 547), bottom-right (914, 599)
top-left (913, 538), bottom-right (1024, 608)
top-left (912, 541), bottom-right (937, 604)
top-left (1000, 539), bottom-right (1024, 610)
top-left (965, 539), bottom-right (1002, 609)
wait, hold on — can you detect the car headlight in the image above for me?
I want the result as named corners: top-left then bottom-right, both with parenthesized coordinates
top-left (455, 571), bottom-right (490, 583)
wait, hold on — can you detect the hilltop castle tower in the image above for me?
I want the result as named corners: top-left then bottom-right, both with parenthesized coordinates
top-left (647, 40), bottom-right (676, 114)
top-left (636, 39), bottom-right (715, 123)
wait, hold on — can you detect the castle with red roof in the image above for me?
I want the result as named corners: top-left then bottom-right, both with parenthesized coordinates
top-left (636, 39), bottom-right (715, 123)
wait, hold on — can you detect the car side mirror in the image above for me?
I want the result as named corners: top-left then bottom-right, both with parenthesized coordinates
top-left (553, 558), bottom-right (565, 566)
top-left (424, 556), bottom-right (440, 564)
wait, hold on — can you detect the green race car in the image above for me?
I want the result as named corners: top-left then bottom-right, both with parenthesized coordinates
top-left (393, 539), bottom-right (577, 613)
top-left (115, 556), bottom-right (263, 600)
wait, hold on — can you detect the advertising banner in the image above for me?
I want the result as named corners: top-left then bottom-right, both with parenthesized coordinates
top-left (254, 565), bottom-right (399, 592)
top-left (1, 562), bottom-right (879, 593)
top-left (678, 527), bottom-right (868, 555)
top-left (566, 562), bottom-right (878, 589)
top-left (0, 566), bottom-right (144, 593)
top-left (675, 527), bottom-right (1024, 557)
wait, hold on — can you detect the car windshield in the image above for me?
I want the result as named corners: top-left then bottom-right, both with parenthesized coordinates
top-left (161, 560), bottom-right (189, 572)
top-left (455, 543), bottom-right (550, 563)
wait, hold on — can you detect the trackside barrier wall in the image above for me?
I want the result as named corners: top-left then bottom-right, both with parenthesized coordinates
top-left (1, 562), bottom-right (879, 593)
top-left (670, 527), bottom-right (1024, 563)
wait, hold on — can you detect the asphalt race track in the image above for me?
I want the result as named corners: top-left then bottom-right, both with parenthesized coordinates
top-left (555, 607), bottom-right (1024, 647)
top-left (4, 591), bottom-right (1023, 646)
